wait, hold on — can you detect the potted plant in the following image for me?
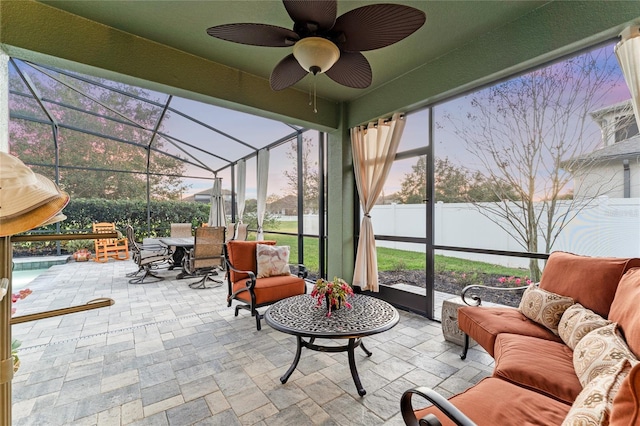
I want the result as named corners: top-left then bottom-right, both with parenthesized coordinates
top-left (11, 339), bottom-right (21, 373)
top-left (311, 276), bottom-right (354, 316)
top-left (66, 239), bottom-right (93, 262)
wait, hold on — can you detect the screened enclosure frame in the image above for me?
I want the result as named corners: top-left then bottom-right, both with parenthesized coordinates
top-left (8, 57), bottom-right (327, 276)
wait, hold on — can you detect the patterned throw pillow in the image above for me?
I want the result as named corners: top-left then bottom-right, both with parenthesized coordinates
top-left (562, 359), bottom-right (632, 426)
top-left (559, 303), bottom-right (612, 350)
top-left (518, 284), bottom-right (574, 335)
top-left (256, 244), bottom-right (291, 278)
top-left (573, 323), bottom-right (638, 387)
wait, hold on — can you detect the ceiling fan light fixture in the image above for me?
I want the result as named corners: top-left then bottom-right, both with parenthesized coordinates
top-left (293, 37), bottom-right (340, 75)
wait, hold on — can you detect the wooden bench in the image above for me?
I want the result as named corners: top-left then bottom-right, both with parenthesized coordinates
top-left (93, 222), bottom-right (129, 263)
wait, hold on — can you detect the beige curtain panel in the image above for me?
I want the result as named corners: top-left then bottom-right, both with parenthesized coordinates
top-left (236, 159), bottom-right (246, 227)
top-left (256, 149), bottom-right (270, 241)
top-left (616, 26), bottom-right (640, 126)
top-left (351, 113), bottom-right (406, 292)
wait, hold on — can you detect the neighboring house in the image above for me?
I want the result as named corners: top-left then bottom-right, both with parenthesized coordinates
top-left (182, 187), bottom-right (232, 203)
top-left (568, 100), bottom-right (640, 199)
top-left (267, 194), bottom-right (297, 215)
top-left (182, 187), bottom-right (233, 214)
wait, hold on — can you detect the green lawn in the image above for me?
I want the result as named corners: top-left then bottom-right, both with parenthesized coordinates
top-left (261, 221), bottom-right (527, 277)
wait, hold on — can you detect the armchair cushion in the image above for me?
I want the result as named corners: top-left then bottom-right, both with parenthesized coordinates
top-left (493, 333), bottom-right (581, 404)
top-left (518, 284), bottom-right (574, 335)
top-left (231, 275), bottom-right (305, 305)
top-left (539, 252), bottom-right (640, 318)
top-left (256, 244), bottom-right (290, 278)
top-left (411, 377), bottom-right (570, 426)
top-left (457, 306), bottom-right (561, 357)
top-left (227, 240), bottom-right (276, 282)
top-left (609, 268), bottom-right (640, 357)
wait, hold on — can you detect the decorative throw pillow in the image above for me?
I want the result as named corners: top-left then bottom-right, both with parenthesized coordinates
top-left (562, 359), bottom-right (632, 426)
top-left (559, 303), bottom-right (612, 350)
top-left (518, 284), bottom-right (574, 335)
top-left (256, 244), bottom-right (291, 278)
top-left (573, 323), bottom-right (638, 387)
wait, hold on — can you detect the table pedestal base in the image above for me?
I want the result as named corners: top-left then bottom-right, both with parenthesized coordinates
top-left (280, 336), bottom-right (372, 396)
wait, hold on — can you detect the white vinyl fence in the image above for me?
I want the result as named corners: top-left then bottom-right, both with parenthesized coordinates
top-left (296, 197), bottom-right (640, 269)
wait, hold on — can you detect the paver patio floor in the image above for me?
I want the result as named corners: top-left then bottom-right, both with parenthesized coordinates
top-left (10, 259), bottom-right (493, 425)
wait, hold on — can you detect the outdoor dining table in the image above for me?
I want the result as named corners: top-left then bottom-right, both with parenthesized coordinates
top-left (159, 237), bottom-right (195, 278)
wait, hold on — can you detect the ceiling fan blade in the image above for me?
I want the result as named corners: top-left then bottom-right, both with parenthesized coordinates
top-left (332, 4), bottom-right (426, 52)
top-left (206, 23), bottom-right (299, 47)
top-left (270, 54), bottom-right (308, 90)
top-left (283, 0), bottom-right (337, 33)
top-left (325, 51), bottom-right (372, 89)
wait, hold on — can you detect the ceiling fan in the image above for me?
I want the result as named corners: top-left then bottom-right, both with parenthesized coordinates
top-left (206, 0), bottom-right (426, 91)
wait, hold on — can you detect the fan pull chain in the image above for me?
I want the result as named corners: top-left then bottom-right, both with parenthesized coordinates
top-left (307, 76), bottom-right (318, 113)
top-left (313, 76), bottom-right (317, 114)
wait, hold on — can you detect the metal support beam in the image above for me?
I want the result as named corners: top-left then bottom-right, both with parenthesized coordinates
top-left (230, 164), bottom-right (236, 223)
top-left (624, 159), bottom-right (631, 198)
top-left (297, 133), bottom-right (304, 266)
top-left (425, 108), bottom-right (435, 319)
top-left (0, 237), bottom-right (13, 426)
top-left (318, 131), bottom-right (326, 279)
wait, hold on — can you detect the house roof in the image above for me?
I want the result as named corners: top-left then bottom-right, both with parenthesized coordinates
top-left (568, 135), bottom-right (640, 166)
top-left (590, 99), bottom-right (634, 120)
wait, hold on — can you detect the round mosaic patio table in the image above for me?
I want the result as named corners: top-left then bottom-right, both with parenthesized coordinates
top-left (264, 294), bottom-right (399, 396)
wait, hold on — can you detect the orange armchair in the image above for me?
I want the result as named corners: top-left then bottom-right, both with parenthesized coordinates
top-left (224, 240), bottom-right (307, 330)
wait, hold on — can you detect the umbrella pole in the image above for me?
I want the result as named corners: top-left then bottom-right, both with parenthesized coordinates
top-left (0, 236), bottom-right (13, 425)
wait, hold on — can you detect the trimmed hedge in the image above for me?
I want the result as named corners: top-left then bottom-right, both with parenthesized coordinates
top-left (13, 198), bottom-right (210, 256)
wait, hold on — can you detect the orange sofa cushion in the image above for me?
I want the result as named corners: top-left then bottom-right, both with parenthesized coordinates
top-left (227, 240), bottom-right (276, 282)
top-left (609, 268), bottom-right (640, 358)
top-left (539, 252), bottom-right (640, 318)
top-left (610, 362), bottom-right (640, 426)
top-left (412, 377), bottom-right (570, 426)
top-left (232, 275), bottom-right (305, 305)
top-left (457, 306), bottom-right (561, 357)
top-left (493, 333), bottom-right (581, 404)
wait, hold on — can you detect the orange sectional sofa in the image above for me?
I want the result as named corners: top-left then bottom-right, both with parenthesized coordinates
top-left (401, 252), bottom-right (640, 425)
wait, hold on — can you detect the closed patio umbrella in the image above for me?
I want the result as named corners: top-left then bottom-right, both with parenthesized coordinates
top-left (207, 178), bottom-right (226, 227)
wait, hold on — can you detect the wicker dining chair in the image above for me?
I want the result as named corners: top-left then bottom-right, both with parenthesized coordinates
top-left (125, 225), bottom-right (171, 284)
top-left (184, 226), bottom-right (225, 289)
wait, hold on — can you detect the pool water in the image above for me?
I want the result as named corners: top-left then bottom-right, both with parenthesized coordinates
top-left (11, 269), bottom-right (48, 290)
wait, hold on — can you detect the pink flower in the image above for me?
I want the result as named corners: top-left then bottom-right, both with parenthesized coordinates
top-left (11, 288), bottom-right (31, 317)
top-left (498, 277), bottom-right (506, 283)
top-left (515, 278), bottom-right (521, 284)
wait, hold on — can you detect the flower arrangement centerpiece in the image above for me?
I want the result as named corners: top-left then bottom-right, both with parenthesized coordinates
top-left (311, 276), bottom-right (354, 316)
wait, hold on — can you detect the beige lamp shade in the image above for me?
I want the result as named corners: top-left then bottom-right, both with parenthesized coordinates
top-left (293, 37), bottom-right (340, 75)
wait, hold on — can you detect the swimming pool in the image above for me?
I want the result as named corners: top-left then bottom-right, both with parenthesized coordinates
top-left (11, 269), bottom-right (48, 290)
